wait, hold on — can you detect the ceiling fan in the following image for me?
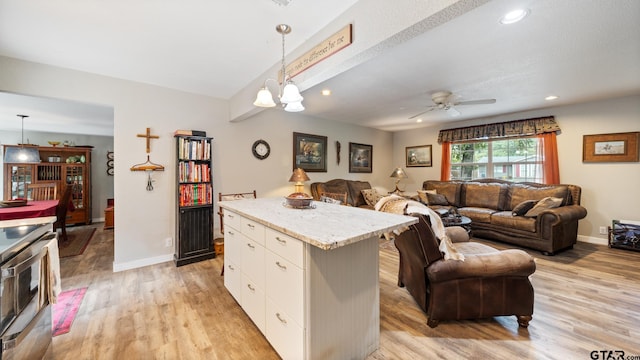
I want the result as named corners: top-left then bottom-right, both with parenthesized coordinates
top-left (409, 91), bottom-right (496, 119)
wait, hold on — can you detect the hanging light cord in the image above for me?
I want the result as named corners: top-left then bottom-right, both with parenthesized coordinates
top-left (280, 28), bottom-right (287, 88)
top-left (18, 114), bottom-right (28, 145)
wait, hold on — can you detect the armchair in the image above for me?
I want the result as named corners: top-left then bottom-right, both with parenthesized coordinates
top-left (394, 213), bottom-right (536, 328)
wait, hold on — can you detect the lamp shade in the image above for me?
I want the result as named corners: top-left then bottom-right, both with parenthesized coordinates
top-left (280, 82), bottom-right (303, 104)
top-left (3, 146), bottom-right (41, 164)
top-left (253, 87), bottom-right (277, 107)
top-left (389, 167), bottom-right (408, 179)
top-left (289, 168), bottom-right (310, 182)
top-left (284, 100), bottom-right (305, 112)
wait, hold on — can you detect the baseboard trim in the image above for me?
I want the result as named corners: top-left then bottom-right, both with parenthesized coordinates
top-left (113, 254), bottom-right (173, 272)
top-left (577, 235), bottom-right (608, 246)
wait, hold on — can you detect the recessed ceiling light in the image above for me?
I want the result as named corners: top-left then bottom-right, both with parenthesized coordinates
top-left (321, 89), bottom-right (331, 96)
top-left (500, 9), bottom-right (529, 24)
top-left (545, 95), bottom-right (559, 101)
top-left (416, 119), bottom-right (423, 123)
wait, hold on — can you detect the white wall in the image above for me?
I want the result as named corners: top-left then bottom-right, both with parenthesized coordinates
top-left (0, 56), bottom-right (393, 271)
top-left (0, 129), bottom-right (114, 221)
top-left (393, 94), bottom-right (640, 244)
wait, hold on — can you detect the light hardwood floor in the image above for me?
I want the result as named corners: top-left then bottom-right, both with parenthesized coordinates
top-left (52, 224), bottom-right (640, 359)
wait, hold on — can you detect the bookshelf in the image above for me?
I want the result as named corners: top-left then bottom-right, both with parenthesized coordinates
top-left (174, 135), bottom-right (215, 266)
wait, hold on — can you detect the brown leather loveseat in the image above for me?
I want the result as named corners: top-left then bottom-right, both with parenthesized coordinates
top-left (310, 179), bottom-right (373, 208)
top-left (422, 179), bottom-right (587, 255)
top-left (394, 213), bottom-right (536, 328)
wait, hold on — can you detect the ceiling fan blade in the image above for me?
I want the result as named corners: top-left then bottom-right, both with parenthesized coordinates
top-left (408, 106), bottom-right (437, 119)
top-left (446, 107), bottom-right (461, 117)
top-left (455, 98), bottom-right (496, 106)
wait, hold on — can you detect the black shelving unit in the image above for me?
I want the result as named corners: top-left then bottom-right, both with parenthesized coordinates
top-left (174, 135), bottom-right (215, 266)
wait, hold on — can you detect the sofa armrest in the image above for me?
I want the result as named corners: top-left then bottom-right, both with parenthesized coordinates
top-left (427, 249), bottom-right (535, 282)
top-left (444, 226), bottom-right (470, 243)
top-left (537, 205), bottom-right (587, 227)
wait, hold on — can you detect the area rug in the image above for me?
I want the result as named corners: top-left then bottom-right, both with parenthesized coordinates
top-left (52, 287), bottom-right (88, 336)
top-left (59, 227), bottom-right (96, 258)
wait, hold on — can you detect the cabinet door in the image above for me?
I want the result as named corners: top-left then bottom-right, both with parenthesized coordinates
top-left (242, 273), bottom-right (266, 333)
top-left (266, 250), bottom-right (304, 327)
top-left (241, 235), bottom-right (265, 290)
top-left (65, 165), bottom-right (88, 224)
top-left (224, 222), bottom-right (242, 302)
top-left (177, 207), bottom-right (214, 260)
top-left (266, 298), bottom-right (304, 360)
top-left (5, 165), bottom-right (34, 200)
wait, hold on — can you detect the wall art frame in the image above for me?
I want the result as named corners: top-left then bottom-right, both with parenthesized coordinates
top-left (293, 132), bottom-right (327, 172)
top-left (349, 142), bottom-right (372, 173)
top-left (406, 144), bottom-right (432, 167)
top-left (583, 132), bottom-right (639, 163)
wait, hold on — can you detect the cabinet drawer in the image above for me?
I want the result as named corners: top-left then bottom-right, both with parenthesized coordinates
top-left (266, 228), bottom-right (304, 269)
top-left (224, 225), bottom-right (241, 265)
top-left (223, 259), bottom-right (241, 303)
top-left (223, 210), bottom-right (241, 231)
top-left (241, 217), bottom-right (265, 246)
top-left (266, 251), bottom-right (303, 327)
top-left (266, 298), bottom-right (304, 360)
top-left (241, 236), bottom-right (265, 290)
top-left (242, 274), bottom-right (265, 334)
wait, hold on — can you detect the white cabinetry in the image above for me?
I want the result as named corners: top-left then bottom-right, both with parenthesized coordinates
top-left (219, 198), bottom-right (414, 360)
top-left (223, 211), bottom-right (305, 359)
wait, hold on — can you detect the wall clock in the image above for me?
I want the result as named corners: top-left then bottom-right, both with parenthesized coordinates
top-left (252, 139), bottom-right (271, 160)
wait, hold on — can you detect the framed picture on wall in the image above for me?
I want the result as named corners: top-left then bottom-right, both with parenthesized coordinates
top-left (293, 132), bottom-right (327, 172)
top-left (583, 132), bottom-right (639, 163)
top-left (349, 142), bottom-right (372, 173)
top-left (406, 145), bottom-right (432, 167)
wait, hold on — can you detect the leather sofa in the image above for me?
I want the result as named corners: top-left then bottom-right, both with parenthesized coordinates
top-left (422, 179), bottom-right (587, 255)
top-left (394, 213), bottom-right (536, 328)
top-left (310, 179), bottom-right (373, 208)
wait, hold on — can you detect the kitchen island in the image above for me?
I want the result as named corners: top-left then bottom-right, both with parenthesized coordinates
top-left (219, 197), bottom-right (416, 360)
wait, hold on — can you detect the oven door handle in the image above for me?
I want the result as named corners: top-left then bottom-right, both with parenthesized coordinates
top-left (2, 234), bottom-right (56, 278)
top-left (1, 303), bottom-right (48, 351)
top-left (1, 246), bottom-right (48, 278)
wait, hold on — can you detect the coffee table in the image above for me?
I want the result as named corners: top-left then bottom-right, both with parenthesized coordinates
top-left (442, 215), bottom-right (472, 233)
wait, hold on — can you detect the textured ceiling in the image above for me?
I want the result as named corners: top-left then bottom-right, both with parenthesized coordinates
top-left (0, 0), bottom-right (639, 135)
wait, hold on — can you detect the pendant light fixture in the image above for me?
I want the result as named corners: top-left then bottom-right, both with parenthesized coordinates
top-left (253, 24), bottom-right (304, 112)
top-left (3, 115), bottom-right (41, 163)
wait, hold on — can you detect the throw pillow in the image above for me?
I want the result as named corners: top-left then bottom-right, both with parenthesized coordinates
top-left (417, 189), bottom-right (437, 204)
top-left (426, 192), bottom-right (449, 206)
top-left (524, 197), bottom-right (563, 217)
top-left (361, 189), bottom-right (383, 207)
top-left (512, 200), bottom-right (537, 216)
top-left (320, 196), bottom-right (342, 205)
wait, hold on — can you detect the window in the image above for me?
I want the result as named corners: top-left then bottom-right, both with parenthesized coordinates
top-left (450, 136), bottom-right (543, 182)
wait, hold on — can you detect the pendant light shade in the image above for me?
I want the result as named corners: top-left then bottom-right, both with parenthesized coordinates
top-left (254, 24), bottom-right (305, 111)
top-left (280, 82), bottom-right (303, 104)
top-left (3, 115), bottom-right (41, 164)
top-left (3, 146), bottom-right (41, 163)
top-left (284, 101), bottom-right (305, 112)
top-left (253, 87), bottom-right (277, 107)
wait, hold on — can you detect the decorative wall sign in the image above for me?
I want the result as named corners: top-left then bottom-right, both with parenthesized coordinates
top-left (293, 132), bottom-right (327, 172)
top-left (406, 145), bottom-right (433, 167)
top-left (281, 24), bottom-right (353, 80)
top-left (349, 142), bottom-right (372, 173)
top-left (583, 132), bottom-right (639, 163)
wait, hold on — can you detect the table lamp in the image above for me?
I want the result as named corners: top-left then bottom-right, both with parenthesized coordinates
top-left (286, 168), bottom-right (312, 207)
top-left (389, 167), bottom-right (408, 193)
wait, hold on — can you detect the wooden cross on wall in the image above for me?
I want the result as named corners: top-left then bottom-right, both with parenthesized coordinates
top-left (137, 127), bottom-right (159, 153)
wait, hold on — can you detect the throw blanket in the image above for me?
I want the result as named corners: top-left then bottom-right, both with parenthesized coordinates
top-left (375, 194), bottom-right (464, 261)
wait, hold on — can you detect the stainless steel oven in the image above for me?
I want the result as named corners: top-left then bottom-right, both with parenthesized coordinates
top-left (0, 222), bottom-right (56, 360)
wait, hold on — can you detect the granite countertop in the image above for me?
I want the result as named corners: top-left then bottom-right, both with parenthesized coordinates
top-left (219, 197), bottom-right (417, 250)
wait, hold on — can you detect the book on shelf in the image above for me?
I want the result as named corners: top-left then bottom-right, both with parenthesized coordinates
top-left (174, 129), bottom-right (207, 137)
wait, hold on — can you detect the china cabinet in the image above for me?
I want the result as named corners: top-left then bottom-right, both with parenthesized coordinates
top-left (2, 145), bottom-right (92, 225)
